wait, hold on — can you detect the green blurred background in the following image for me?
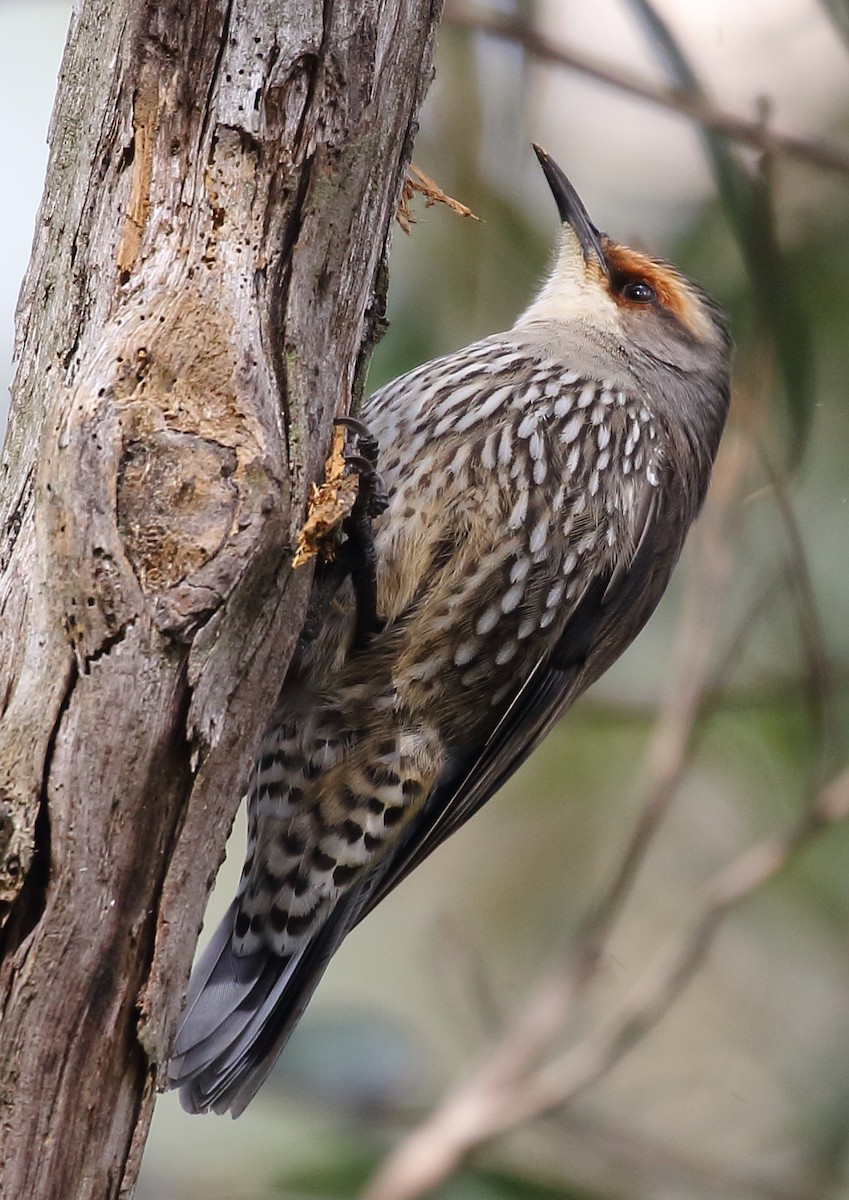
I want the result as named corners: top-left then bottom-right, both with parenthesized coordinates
top-left (2, 2), bottom-right (849, 1197)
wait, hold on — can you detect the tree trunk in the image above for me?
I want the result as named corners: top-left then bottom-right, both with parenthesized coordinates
top-left (0, 2), bottom-right (441, 1195)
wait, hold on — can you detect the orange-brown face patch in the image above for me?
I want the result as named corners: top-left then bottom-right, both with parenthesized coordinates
top-left (604, 241), bottom-right (712, 341)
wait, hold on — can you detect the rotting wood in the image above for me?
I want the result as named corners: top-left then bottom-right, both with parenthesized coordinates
top-left (0, 2), bottom-right (442, 1195)
top-left (292, 424), bottom-right (359, 568)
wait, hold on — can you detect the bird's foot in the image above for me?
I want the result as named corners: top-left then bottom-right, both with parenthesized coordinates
top-left (335, 417), bottom-right (389, 519)
top-left (335, 417), bottom-right (388, 649)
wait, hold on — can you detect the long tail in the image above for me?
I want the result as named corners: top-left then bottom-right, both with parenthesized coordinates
top-left (168, 898), bottom-right (355, 1116)
top-left (168, 792), bottom-right (443, 1115)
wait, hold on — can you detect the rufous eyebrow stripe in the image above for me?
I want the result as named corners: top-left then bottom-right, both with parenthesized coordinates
top-left (604, 241), bottom-right (716, 342)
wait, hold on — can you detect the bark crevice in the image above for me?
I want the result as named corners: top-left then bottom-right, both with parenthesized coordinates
top-left (0, 2), bottom-right (443, 1194)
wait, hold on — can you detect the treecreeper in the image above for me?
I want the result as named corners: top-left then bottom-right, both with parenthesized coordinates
top-left (168, 146), bottom-right (732, 1115)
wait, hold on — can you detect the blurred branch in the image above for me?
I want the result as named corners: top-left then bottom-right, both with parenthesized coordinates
top-left (362, 762), bottom-right (849, 1200)
top-left (819, 0), bottom-right (849, 53)
top-left (444, 1), bottom-right (849, 177)
top-left (544, 1109), bottom-right (822, 1200)
top-left (571, 664), bottom-right (849, 722)
top-left (703, 449), bottom-right (838, 788)
top-left (514, 762), bottom-right (849, 1106)
top-left (627, 0), bottom-right (815, 467)
top-left (761, 456), bottom-right (841, 784)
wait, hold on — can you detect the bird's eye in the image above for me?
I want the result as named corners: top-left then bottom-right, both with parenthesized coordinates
top-left (622, 280), bottom-right (657, 303)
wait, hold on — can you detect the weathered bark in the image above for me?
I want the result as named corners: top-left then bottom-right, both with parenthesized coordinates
top-left (0, 2), bottom-right (441, 1195)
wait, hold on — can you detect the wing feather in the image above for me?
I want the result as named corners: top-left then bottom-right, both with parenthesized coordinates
top-left (355, 489), bottom-right (664, 918)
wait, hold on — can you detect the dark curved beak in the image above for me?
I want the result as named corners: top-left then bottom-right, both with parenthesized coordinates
top-left (533, 144), bottom-right (609, 278)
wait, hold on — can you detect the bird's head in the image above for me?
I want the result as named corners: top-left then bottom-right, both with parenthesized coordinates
top-left (519, 145), bottom-right (730, 382)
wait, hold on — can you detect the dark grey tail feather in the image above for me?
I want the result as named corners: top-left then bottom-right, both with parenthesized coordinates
top-left (170, 901), bottom-right (266, 1066)
top-left (168, 818), bottom-right (447, 1115)
top-left (168, 891), bottom-right (366, 1116)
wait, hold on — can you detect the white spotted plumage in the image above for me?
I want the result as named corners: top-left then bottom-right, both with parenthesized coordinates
top-left (169, 151), bottom-right (731, 1118)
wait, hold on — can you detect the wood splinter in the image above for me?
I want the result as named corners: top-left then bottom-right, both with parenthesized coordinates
top-left (397, 163), bottom-right (480, 234)
top-left (292, 424), bottom-right (360, 568)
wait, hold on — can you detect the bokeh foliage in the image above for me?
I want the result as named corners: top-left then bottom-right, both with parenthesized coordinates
top-left (2, 2), bottom-right (842, 1198)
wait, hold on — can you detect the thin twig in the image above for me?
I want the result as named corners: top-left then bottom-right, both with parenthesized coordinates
top-left (443, 1), bottom-right (849, 177)
top-left (761, 455), bottom-right (840, 786)
top-left (397, 165), bottom-right (480, 234)
top-left (704, 570), bottom-right (785, 700)
top-left (504, 767), bottom-right (849, 1120)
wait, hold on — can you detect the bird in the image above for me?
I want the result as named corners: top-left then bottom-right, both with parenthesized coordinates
top-left (168, 145), bottom-right (732, 1115)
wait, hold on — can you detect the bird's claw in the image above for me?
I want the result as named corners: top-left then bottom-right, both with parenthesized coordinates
top-left (343, 456), bottom-right (389, 517)
top-left (335, 418), bottom-right (389, 518)
top-left (335, 414), bottom-right (376, 444)
top-left (334, 416), bottom-right (379, 466)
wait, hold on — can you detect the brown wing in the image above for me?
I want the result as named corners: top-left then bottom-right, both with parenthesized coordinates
top-left (352, 489), bottom-right (667, 918)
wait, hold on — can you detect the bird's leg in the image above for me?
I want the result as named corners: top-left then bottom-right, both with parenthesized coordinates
top-left (335, 417), bottom-right (389, 650)
top-left (297, 557), bottom-right (349, 649)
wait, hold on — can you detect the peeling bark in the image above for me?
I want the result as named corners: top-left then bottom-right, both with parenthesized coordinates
top-left (0, 1), bottom-right (441, 1195)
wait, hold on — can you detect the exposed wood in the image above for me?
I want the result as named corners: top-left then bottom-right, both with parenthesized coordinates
top-left (0, 1), bottom-right (441, 1195)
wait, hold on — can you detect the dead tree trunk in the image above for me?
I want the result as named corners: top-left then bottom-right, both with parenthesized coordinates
top-left (0, 2), bottom-right (441, 1195)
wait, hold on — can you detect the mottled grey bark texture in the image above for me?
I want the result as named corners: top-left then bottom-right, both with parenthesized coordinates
top-left (0, 2), bottom-right (441, 1195)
